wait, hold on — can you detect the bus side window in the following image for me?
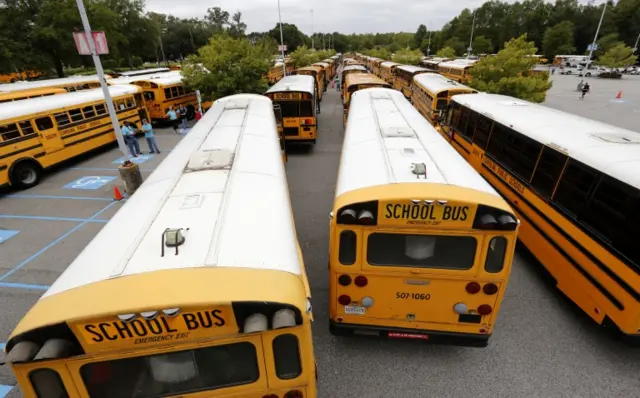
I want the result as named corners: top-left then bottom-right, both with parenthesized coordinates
top-left (339, 230), bottom-right (357, 265)
top-left (95, 104), bottom-right (107, 115)
top-left (0, 123), bottom-right (20, 141)
top-left (19, 121), bottom-right (36, 137)
top-left (273, 334), bottom-right (302, 380)
top-left (144, 91), bottom-right (155, 101)
top-left (164, 88), bottom-right (172, 99)
top-left (29, 368), bottom-right (70, 398)
top-left (485, 237), bottom-right (507, 273)
top-left (35, 117), bottom-right (54, 131)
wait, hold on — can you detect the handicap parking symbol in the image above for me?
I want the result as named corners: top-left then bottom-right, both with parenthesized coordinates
top-left (112, 155), bottom-right (153, 164)
top-left (63, 176), bottom-right (116, 190)
top-left (0, 229), bottom-right (19, 244)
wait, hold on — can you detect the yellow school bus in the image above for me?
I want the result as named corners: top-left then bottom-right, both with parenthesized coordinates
top-left (1, 94), bottom-right (317, 397)
top-left (0, 70), bottom-right (42, 83)
top-left (437, 60), bottom-right (477, 84)
top-left (0, 87), bottom-right (67, 104)
top-left (329, 88), bottom-right (518, 347)
top-left (0, 75), bottom-right (105, 98)
top-left (342, 73), bottom-right (391, 126)
top-left (340, 65), bottom-right (368, 95)
top-left (132, 72), bottom-right (199, 122)
top-left (411, 73), bottom-right (477, 125)
top-left (440, 93), bottom-right (640, 343)
top-left (370, 58), bottom-right (385, 77)
top-left (268, 62), bottom-right (286, 84)
top-left (393, 65), bottom-right (429, 100)
top-left (312, 62), bottom-right (331, 93)
top-left (293, 66), bottom-right (325, 101)
top-left (0, 85), bottom-right (147, 190)
top-left (379, 61), bottom-right (399, 84)
top-left (265, 75), bottom-right (318, 144)
top-left (272, 103), bottom-right (288, 163)
top-left (322, 58), bottom-right (336, 80)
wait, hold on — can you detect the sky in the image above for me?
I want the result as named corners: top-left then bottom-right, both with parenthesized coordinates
top-left (144, 0), bottom-right (502, 34)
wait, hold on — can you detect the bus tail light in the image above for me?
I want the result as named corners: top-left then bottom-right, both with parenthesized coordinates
top-left (477, 305), bottom-right (493, 316)
top-left (338, 275), bottom-right (352, 286)
top-left (465, 282), bottom-right (481, 294)
top-left (354, 275), bottom-right (368, 287)
top-left (338, 295), bottom-right (352, 305)
top-left (483, 283), bottom-right (498, 295)
top-left (284, 391), bottom-right (303, 398)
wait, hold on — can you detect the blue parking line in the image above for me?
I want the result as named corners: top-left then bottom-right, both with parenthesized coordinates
top-left (0, 385), bottom-right (13, 397)
top-left (0, 201), bottom-right (119, 283)
top-left (0, 282), bottom-right (50, 291)
top-left (69, 166), bottom-right (154, 172)
top-left (0, 215), bottom-right (108, 223)
top-left (0, 343), bottom-right (5, 349)
top-left (5, 194), bottom-right (113, 202)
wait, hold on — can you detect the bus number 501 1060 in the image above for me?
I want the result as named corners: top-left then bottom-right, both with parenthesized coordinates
top-left (396, 292), bottom-right (431, 300)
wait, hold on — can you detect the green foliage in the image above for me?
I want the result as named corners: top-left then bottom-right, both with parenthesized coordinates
top-left (543, 21), bottom-right (576, 59)
top-left (391, 49), bottom-right (423, 65)
top-left (364, 47), bottom-right (391, 60)
top-left (469, 35), bottom-right (552, 103)
top-left (182, 34), bottom-right (271, 100)
top-left (443, 37), bottom-right (466, 56)
top-left (267, 23), bottom-right (306, 52)
top-left (436, 47), bottom-right (456, 59)
top-left (472, 35), bottom-right (493, 55)
top-left (597, 44), bottom-right (638, 68)
top-left (415, 24), bottom-right (428, 50)
top-left (592, 33), bottom-right (623, 58)
top-left (289, 47), bottom-right (335, 68)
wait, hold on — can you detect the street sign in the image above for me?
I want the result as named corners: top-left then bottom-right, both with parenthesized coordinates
top-left (587, 44), bottom-right (599, 51)
top-left (73, 31), bottom-right (109, 55)
top-left (278, 45), bottom-right (288, 52)
top-left (467, 46), bottom-right (473, 52)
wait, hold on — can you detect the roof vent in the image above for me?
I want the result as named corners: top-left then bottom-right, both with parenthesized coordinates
top-left (588, 133), bottom-right (640, 144)
top-left (402, 148), bottom-right (416, 156)
top-left (186, 149), bottom-right (233, 172)
top-left (382, 126), bottom-right (415, 138)
top-left (411, 163), bottom-right (427, 179)
top-left (498, 100), bottom-right (529, 107)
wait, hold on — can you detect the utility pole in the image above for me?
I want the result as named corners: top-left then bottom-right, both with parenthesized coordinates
top-left (587, 2), bottom-right (607, 65)
top-left (188, 27), bottom-right (196, 52)
top-left (427, 31), bottom-right (432, 56)
top-left (322, 32), bottom-right (325, 50)
top-left (467, 12), bottom-right (476, 59)
top-left (278, 0), bottom-right (287, 76)
top-left (159, 34), bottom-right (168, 67)
top-left (311, 9), bottom-right (314, 49)
top-left (634, 32), bottom-right (640, 53)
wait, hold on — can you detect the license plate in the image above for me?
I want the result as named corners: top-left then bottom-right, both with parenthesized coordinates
top-left (388, 332), bottom-right (429, 340)
top-left (344, 305), bottom-right (365, 315)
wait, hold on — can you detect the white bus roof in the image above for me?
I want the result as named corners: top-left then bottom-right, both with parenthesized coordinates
top-left (439, 60), bottom-right (477, 69)
top-left (43, 94), bottom-right (300, 299)
top-left (343, 65), bottom-right (367, 72)
top-left (266, 75), bottom-right (315, 95)
top-left (413, 73), bottom-right (475, 93)
top-left (380, 61), bottom-right (399, 67)
top-left (134, 72), bottom-right (184, 86)
top-left (452, 93), bottom-right (640, 189)
top-left (118, 68), bottom-right (170, 76)
top-left (336, 88), bottom-right (500, 198)
top-left (0, 85), bottom-right (141, 122)
top-left (0, 75), bottom-right (104, 94)
top-left (396, 65), bottom-right (428, 74)
top-left (107, 71), bottom-right (179, 85)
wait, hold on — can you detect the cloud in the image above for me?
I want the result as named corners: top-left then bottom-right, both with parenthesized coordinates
top-left (144, 0), bottom-right (491, 34)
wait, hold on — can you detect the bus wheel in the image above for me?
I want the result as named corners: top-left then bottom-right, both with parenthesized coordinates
top-left (10, 160), bottom-right (42, 189)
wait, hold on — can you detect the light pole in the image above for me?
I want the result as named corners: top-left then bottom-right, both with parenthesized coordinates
top-left (427, 31), bottom-right (432, 57)
top-left (188, 27), bottom-right (196, 53)
top-left (311, 9), bottom-right (314, 49)
top-left (74, 0), bottom-right (129, 162)
top-left (633, 32), bottom-right (640, 53)
top-left (277, 0), bottom-right (286, 76)
top-left (587, 2), bottom-right (607, 65)
top-left (322, 32), bottom-right (325, 50)
top-left (159, 30), bottom-right (168, 67)
top-left (467, 11), bottom-right (476, 59)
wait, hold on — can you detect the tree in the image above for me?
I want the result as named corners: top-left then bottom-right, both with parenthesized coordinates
top-left (228, 11), bottom-right (247, 38)
top-left (289, 46), bottom-right (331, 68)
top-left (365, 47), bottom-right (391, 60)
top-left (436, 47), bottom-right (456, 58)
top-left (542, 21), bottom-right (576, 59)
top-left (182, 34), bottom-right (271, 100)
top-left (391, 49), bottom-right (423, 65)
top-left (443, 37), bottom-right (466, 55)
top-left (598, 44), bottom-right (638, 68)
top-left (267, 23), bottom-right (307, 52)
top-left (472, 35), bottom-right (493, 55)
top-left (592, 33), bottom-right (623, 58)
top-left (469, 34), bottom-right (552, 103)
top-left (206, 6), bottom-right (229, 33)
top-left (415, 24), bottom-right (428, 50)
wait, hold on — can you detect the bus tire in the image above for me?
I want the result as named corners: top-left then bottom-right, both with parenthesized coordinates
top-left (10, 159), bottom-right (42, 189)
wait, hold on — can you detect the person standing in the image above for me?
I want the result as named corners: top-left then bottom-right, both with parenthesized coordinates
top-left (142, 119), bottom-right (160, 154)
top-left (122, 122), bottom-right (141, 157)
top-left (580, 82), bottom-right (590, 100)
top-left (179, 105), bottom-right (189, 130)
top-left (166, 107), bottom-right (179, 134)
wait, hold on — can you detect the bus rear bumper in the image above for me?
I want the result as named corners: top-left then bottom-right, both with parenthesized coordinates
top-left (329, 320), bottom-right (490, 347)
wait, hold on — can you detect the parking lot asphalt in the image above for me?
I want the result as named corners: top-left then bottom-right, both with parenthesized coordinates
top-left (1, 74), bottom-right (640, 397)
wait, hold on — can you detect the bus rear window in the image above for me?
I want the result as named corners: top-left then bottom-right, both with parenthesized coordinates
top-left (275, 101), bottom-right (299, 117)
top-left (299, 101), bottom-right (313, 117)
top-left (80, 342), bottom-right (259, 397)
top-left (367, 233), bottom-right (476, 270)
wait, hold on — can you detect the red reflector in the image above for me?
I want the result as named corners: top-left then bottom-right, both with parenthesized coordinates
top-left (388, 332), bottom-right (429, 340)
top-left (483, 283), bottom-right (498, 295)
top-left (354, 275), bottom-right (368, 287)
top-left (284, 390), bottom-right (303, 398)
top-left (466, 282), bottom-right (481, 294)
top-left (338, 275), bottom-right (352, 286)
top-left (338, 295), bottom-right (351, 306)
top-left (478, 304), bottom-right (493, 315)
